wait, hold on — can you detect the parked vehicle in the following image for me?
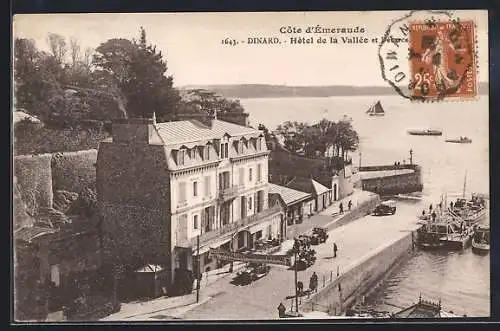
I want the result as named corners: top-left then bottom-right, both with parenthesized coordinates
top-left (373, 200), bottom-right (397, 216)
top-left (310, 227), bottom-right (329, 245)
top-left (234, 262), bottom-right (271, 285)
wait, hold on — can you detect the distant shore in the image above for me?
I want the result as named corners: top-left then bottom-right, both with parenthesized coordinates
top-left (180, 83), bottom-right (489, 99)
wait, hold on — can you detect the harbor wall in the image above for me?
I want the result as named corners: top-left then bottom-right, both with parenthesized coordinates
top-left (300, 230), bottom-right (417, 315)
top-left (360, 164), bottom-right (423, 196)
top-left (324, 193), bottom-right (380, 232)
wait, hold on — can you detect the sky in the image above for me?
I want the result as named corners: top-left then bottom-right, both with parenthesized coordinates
top-left (13, 10), bottom-right (489, 87)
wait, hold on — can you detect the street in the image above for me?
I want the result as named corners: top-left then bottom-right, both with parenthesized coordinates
top-left (103, 192), bottom-right (423, 320)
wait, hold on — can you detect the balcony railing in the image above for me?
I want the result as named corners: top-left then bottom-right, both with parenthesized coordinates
top-left (217, 185), bottom-right (239, 202)
top-left (191, 205), bottom-right (282, 247)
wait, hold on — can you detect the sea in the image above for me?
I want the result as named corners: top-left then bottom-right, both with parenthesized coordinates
top-left (240, 95), bottom-right (490, 317)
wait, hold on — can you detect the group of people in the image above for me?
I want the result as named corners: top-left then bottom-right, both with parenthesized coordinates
top-left (339, 200), bottom-right (353, 214)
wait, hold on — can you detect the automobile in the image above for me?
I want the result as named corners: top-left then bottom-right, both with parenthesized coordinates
top-left (373, 200), bottom-right (397, 216)
top-left (310, 227), bottom-right (328, 245)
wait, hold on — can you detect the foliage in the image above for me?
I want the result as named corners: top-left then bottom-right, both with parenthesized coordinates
top-left (51, 149), bottom-right (97, 193)
top-left (93, 27), bottom-right (181, 120)
top-left (180, 89), bottom-right (246, 117)
top-left (275, 118), bottom-right (359, 159)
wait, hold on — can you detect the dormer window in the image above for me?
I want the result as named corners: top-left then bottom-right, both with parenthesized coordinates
top-left (178, 149), bottom-right (186, 166)
top-left (257, 137), bottom-right (262, 150)
top-left (238, 141), bottom-right (245, 154)
top-left (220, 143), bottom-right (229, 159)
top-left (204, 145), bottom-right (210, 160)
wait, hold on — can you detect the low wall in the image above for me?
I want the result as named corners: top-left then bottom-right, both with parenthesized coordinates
top-left (300, 230), bottom-right (417, 315)
top-left (360, 165), bottom-right (423, 196)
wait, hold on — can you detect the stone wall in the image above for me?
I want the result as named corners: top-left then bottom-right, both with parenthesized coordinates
top-left (360, 165), bottom-right (423, 196)
top-left (300, 230), bottom-right (416, 315)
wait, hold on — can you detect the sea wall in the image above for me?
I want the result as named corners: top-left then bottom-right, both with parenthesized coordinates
top-left (300, 230), bottom-right (417, 315)
top-left (360, 164), bottom-right (423, 196)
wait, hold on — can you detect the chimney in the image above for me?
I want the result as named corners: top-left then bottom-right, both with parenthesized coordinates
top-left (111, 114), bottom-right (156, 144)
top-left (177, 111), bottom-right (215, 128)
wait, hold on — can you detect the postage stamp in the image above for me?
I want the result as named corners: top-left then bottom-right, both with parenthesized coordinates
top-left (378, 10), bottom-right (478, 102)
top-left (408, 20), bottom-right (477, 100)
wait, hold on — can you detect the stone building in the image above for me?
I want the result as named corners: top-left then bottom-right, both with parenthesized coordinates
top-left (96, 114), bottom-right (284, 291)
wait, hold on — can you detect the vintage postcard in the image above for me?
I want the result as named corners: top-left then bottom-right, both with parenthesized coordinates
top-left (12, 10), bottom-right (489, 322)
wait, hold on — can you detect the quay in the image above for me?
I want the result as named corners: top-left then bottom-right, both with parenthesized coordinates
top-left (102, 190), bottom-right (424, 320)
top-left (359, 164), bottom-right (423, 196)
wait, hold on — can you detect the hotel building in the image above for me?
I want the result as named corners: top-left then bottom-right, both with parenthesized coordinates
top-left (96, 114), bottom-right (284, 289)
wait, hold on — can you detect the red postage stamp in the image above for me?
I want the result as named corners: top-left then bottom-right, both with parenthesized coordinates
top-left (408, 20), bottom-right (477, 100)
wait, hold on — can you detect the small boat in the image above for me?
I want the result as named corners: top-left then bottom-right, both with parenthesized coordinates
top-left (472, 226), bottom-right (490, 254)
top-left (366, 100), bottom-right (385, 116)
top-left (407, 128), bottom-right (443, 136)
top-left (392, 295), bottom-right (461, 318)
top-left (445, 136), bottom-right (472, 144)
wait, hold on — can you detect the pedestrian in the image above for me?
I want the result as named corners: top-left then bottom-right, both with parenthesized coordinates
top-left (339, 202), bottom-right (344, 214)
top-left (348, 200), bottom-right (352, 211)
top-left (450, 201), bottom-right (454, 209)
top-left (429, 204), bottom-right (433, 211)
top-left (277, 302), bottom-right (286, 318)
top-left (431, 211), bottom-right (437, 221)
top-left (309, 272), bottom-right (318, 293)
top-left (333, 242), bottom-right (338, 258)
top-left (297, 281), bottom-right (304, 295)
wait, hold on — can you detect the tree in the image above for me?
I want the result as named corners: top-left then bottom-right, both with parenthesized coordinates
top-left (47, 33), bottom-right (67, 64)
top-left (69, 37), bottom-right (81, 66)
top-left (180, 89), bottom-right (246, 118)
top-left (93, 27), bottom-right (180, 120)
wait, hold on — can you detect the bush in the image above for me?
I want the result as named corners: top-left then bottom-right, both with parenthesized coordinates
top-left (63, 295), bottom-right (121, 321)
top-left (51, 149), bottom-right (97, 193)
top-left (14, 154), bottom-right (54, 216)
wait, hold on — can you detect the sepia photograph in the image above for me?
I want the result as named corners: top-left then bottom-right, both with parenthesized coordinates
top-left (12, 10), bottom-right (489, 322)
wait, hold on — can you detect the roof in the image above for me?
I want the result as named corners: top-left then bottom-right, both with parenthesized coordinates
top-left (135, 264), bottom-right (165, 273)
top-left (154, 119), bottom-right (261, 145)
top-left (13, 111), bottom-right (41, 124)
top-left (393, 299), bottom-right (442, 318)
top-left (268, 183), bottom-right (311, 206)
top-left (311, 179), bottom-right (330, 195)
top-left (14, 226), bottom-right (58, 243)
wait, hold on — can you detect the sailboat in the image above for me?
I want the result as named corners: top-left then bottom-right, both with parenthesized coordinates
top-left (366, 100), bottom-right (385, 116)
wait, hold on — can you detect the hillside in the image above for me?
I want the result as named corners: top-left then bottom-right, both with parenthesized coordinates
top-left (181, 82), bottom-right (489, 99)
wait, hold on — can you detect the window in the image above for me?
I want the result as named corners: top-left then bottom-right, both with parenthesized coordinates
top-left (193, 215), bottom-right (199, 230)
top-left (204, 146), bottom-right (210, 160)
top-left (239, 168), bottom-right (244, 186)
top-left (248, 197), bottom-right (253, 211)
top-left (257, 137), bottom-right (262, 150)
top-left (220, 143), bottom-right (229, 158)
top-left (178, 149), bottom-right (186, 166)
top-left (193, 181), bottom-right (198, 197)
top-left (239, 141), bottom-right (244, 153)
top-left (178, 182), bottom-right (186, 202)
top-left (257, 164), bottom-right (262, 182)
top-left (249, 168), bottom-right (253, 182)
top-left (204, 176), bottom-right (211, 197)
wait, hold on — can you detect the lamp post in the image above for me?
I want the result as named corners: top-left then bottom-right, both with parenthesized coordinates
top-left (196, 234), bottom-right (200, 303)
top-left (294, 249), bottom-right (299, 313)
top-left (358, 151), bottom-right (362, 169)
top-left (409, 149), bottom-right (413, 165)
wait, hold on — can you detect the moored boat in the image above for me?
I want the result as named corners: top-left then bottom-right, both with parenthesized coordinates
top-left (472, 226), bottom-right (489, 254)
top-left (445, 136), bottom-right (472, 144)
top-left (407, 128), bottom-right (442, 136)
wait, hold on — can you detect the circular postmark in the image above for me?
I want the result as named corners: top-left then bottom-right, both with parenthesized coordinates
top-left (378, 10), bottom-right (477, 101)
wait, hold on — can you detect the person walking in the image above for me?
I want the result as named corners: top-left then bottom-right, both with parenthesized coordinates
top-left (348, 200), bottom-right (352, 211)
top-left (333, 242), bottom-right (338, 258)
top-left (339, 202), bottom-right (344, 214)
top-left (277, 302), bottom-right (286, 318)
top-left (297, 281), bottom-right (304, 296)
top-left (309, 272), bottom-right (318, 293)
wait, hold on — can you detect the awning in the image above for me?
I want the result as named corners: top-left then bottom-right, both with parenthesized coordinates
top-left (135, 264), bottom-right (165, 273)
